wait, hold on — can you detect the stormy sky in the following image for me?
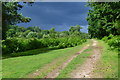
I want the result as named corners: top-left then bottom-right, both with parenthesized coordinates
top-left (17, 2), bottom-right (90, 33)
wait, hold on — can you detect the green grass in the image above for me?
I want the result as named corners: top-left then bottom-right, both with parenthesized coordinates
top-left (93, 40), bottom-right (118, 78)
top-left (2, 47), bottom-right (60, 59)
top-left (2, 40), bottom-right (90, 78)
top-left (56, 46), bottom-right (93, 78)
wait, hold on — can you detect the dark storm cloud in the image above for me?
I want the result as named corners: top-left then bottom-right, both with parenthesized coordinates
top-left (18, 2), bottom-right (90, 32)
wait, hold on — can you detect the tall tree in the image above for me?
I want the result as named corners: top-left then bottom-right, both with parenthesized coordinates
top-left (2, 2), bottom-right (32, 39)
top-left (87, 2), bottom-right (120, 38)
top-left (69, 25), bottom-right (82, 33)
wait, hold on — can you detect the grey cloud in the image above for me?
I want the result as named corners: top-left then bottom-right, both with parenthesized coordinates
top-left (18, 2), bottom-right (90, 32)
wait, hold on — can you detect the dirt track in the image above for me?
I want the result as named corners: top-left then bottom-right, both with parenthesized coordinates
top-left (44, 44), bottom-right (90, 78)
top-left (71, 39), bottom-right (102, 78)
top-left (27, 39), bottom-right (102, 78)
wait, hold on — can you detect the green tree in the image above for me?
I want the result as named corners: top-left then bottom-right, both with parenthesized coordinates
top-left (76, 25), bottom-right (82, 32)
top-left (69, 26), bottom-right (76, 33)
top-left (69, 25), bottom-right (82, 36)
top-left (22, 30), bottom-right (31, 37)
top-left (69, 25), bottom-right (82, 33)
top-left (42, 30), bottom-right (49, 35)
top-left (87, 2), bottom-right (120, 38)
top-left (17, 27), bottom-right (26, 32)
top-left (6, 29), bottom-right (16, 38)
top-left (49, 27), bottom-right (55, 33)
top-left (27, 26), bottom-right (41, 32)
top-left (49, 28), bottom-right (56, 38)
top-left (59, 31), bottom-right (69, 37)
top-left (37, 33), bottom-right (43, 39)
top-left (26, 32), bottom-right (37, 38)
top-left (2, 2), bottom-right (32, 39)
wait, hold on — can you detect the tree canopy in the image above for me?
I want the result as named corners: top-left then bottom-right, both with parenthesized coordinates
top-left (2, 2), bottom-right (32, 39)
top-left (87, 2), bottom-right (120, 39)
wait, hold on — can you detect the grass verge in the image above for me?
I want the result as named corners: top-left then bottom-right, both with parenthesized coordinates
top-left (92, 40), bottom-right (118, 78)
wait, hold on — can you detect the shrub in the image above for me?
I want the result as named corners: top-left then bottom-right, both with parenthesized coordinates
top-left (2, 37), bottom-right (87, 55)
top-left (27, 38), bottom-right (43, 49)
top-left (102, 36), bottom-right (108, 42)
top-left (2, 38), bottom-right (21, 54)
top-left (102, 34), bottom-right (114, 42)
top-left (107, 36), bottom-right (120, 51)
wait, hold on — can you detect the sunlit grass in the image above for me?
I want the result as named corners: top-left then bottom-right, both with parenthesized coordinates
top-left (2, 40), bottom-right (90, 78)
top-left (93, 40), bottom-right (118, 78)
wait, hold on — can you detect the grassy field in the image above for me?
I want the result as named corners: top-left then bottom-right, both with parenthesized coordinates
top-left (2, 40), bottom-right (90, 78)
top-left (92, 40), bottom-right (118, 78)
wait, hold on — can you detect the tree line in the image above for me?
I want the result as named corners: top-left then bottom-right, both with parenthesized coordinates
top-left (6, 25), bottom-right (89, 39)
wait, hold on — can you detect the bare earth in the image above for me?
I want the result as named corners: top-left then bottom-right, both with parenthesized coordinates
top-left (71, 39), bottom-right (102, 78)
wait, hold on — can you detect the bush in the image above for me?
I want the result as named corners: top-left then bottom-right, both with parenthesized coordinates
top-left (102, 36), bottom-right (108, 42)
top-left (2, 38), bottom-right (22, 54)
top-left (27, 38), bottom-right (43, 49)
top-left (2, 37), bottom-right (87, 55)
top-left (102, 35), bottom-right (120, 51)
top-left (57, 37), bottom-right (86, 49)
top-left (102, 34), bottom-right (114, 42)
top-left (107, 36), bottom-right (120, 50)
